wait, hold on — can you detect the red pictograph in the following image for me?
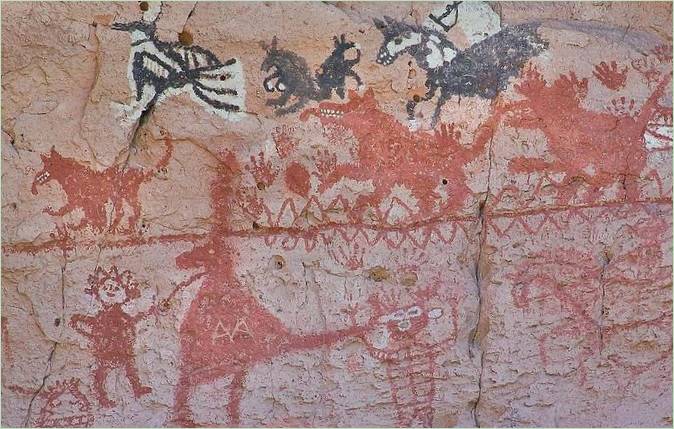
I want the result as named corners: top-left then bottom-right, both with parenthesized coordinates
top-left (593, 61), bottom-right (628, 90)
top-left (300, 89), bottom-right (505, 220)
top-left (69, 266), bottom-right (154, 408)
top-left (506, 53), bottom-right (672, 204)
top-left (507, 215), bottom-right (672, 385)
top-left (351, 281), bottom-right (461, 427)
top-left (31, 137), bottom-right (173, 233)
top-left (1, 316), bottom-right (10, 364)
top-left (34, 378), bottom-right (94, 428)
top-left (170, 154), bottom-right (371, 427)
top-left (272, 124), bottom-right (300, 159)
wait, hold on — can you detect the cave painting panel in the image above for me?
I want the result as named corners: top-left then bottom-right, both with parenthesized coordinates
top-left (2, 2), bottom-right (672, 427)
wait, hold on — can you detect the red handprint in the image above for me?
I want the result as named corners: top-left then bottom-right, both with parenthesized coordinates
top-left (245, 152), bottom-right (278, 187)
top-left (593, 61), bottom-right (628, 90)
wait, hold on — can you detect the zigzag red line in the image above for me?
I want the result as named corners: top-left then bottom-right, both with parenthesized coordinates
top-left (489, 199), bottom-right (672, 239)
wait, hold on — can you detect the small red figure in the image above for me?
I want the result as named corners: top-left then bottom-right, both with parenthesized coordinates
top-left (69, 266), bottom-right (154, 408)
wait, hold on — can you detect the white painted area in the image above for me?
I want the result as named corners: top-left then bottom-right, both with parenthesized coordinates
top-left (424, 1), bottom-right (501, 46)
top-left (408, 118), bottom-right (419, 131)
top-left (116, 34), bottom-right (246, 125)
top-left (143, 2), bottom-right (162, 22)
top-left (385, 32), bottom-right (422, 57)
top-left (582, 164), bottom-right (596, 176)
top-left (644, 123), bottom-right (673, 150)
top-left (425, 40), bottom-right (444, 69)
top-left (443, 46), bottom-right (457, 62)
top-left (428, 308), bottom-right (443, 319)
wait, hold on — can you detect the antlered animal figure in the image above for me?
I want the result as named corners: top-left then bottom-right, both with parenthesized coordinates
top-left (301, 89), bottom-right (507, 219)
top-left (506, 63), bottom-right (672, 203)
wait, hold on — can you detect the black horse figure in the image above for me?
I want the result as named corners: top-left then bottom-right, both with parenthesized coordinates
top-left (373, 14), bottom-right (547, 127)
top-left (261, 35), bottom-right (362, 116)
top-left (112, 20), bottom-right (245, 122)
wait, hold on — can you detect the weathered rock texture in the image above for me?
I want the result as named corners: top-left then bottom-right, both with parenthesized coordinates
top-left (1, 1), bottom-right (672, 427)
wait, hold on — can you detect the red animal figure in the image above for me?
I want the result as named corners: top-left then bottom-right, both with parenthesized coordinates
top-left (300, 89), bottom-right (505, 220)
top-left (506, 60), bottom-right (672, 203)
top-left (34, 378), bottom-right (94, 428)
top-left (508, 217), bottom-right (672, 385)
top-left (69, 266), bottom-right (154, 408)
top-left (171, 157), bottom-right (370, 427)
top-left (352, 282), bottom-right (460, 427)
top-left (31, 138), bottom-right (173, 233)
top-left (508, 247), bottom-right (603, 382)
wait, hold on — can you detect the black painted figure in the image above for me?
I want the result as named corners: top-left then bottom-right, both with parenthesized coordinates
top-left (112, 20), bottom-right (245, 123)
top-left (374, 14), bottom-right (547, 127)
top-left (261, 35), bottom-right (362, 116)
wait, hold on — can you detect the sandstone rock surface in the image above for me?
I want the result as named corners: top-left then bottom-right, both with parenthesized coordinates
top-left (1, 1), bottom-right (672, 427)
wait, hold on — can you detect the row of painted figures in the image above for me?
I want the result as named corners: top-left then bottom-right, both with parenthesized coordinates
top-left (9, 3), bottom-right (673, 427)
top-left (29, 2), bottom-right (672, 235)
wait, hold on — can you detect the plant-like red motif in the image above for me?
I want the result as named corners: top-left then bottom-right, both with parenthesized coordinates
top-left (69, 266), bottom-right (154, 408)
top-left (34, 378), bottom-right (94, 428)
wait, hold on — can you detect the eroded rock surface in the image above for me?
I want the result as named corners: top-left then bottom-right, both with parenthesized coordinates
top-left (1, 2), bottom-right (672, 427)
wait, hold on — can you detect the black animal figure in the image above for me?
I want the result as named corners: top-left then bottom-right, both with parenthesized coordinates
top-left (373, 15), bottom-right (547, 127)
top-left (261, 35), bottom-right (362, 116)
top-left (112, 20), bottom-right (245, 123)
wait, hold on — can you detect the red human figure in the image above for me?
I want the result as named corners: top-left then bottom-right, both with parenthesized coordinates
top-left (69, 266), bottom-right (154, 408)
top-left (171, 156), bottom-right (370, 427)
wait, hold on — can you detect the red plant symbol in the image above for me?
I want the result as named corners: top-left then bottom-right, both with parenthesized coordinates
top-left (593, 61), bottom-right (628, 90)
top-left (69, 266), bottom-right (154, 408)
top-left (327, 241), bottom-right (365, 270)
top-left (34, 378), bottom-right (93, 428)
top-left (300, 89), bottom-right (505, 221)
top-left (31, 138), bottom-right (173, 233)
top-left (170, 155), bottom-right (372, 427)
top-left (506, 63), bottom-right (672, 203)
top-left (353, 282), bottom-right (460, 427)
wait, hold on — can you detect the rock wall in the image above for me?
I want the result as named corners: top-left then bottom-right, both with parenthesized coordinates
top-left (1, 1), bottom-right (672, 427)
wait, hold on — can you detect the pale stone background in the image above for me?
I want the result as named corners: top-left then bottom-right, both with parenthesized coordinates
top-left (1, 2), bottom-right (672, 427)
